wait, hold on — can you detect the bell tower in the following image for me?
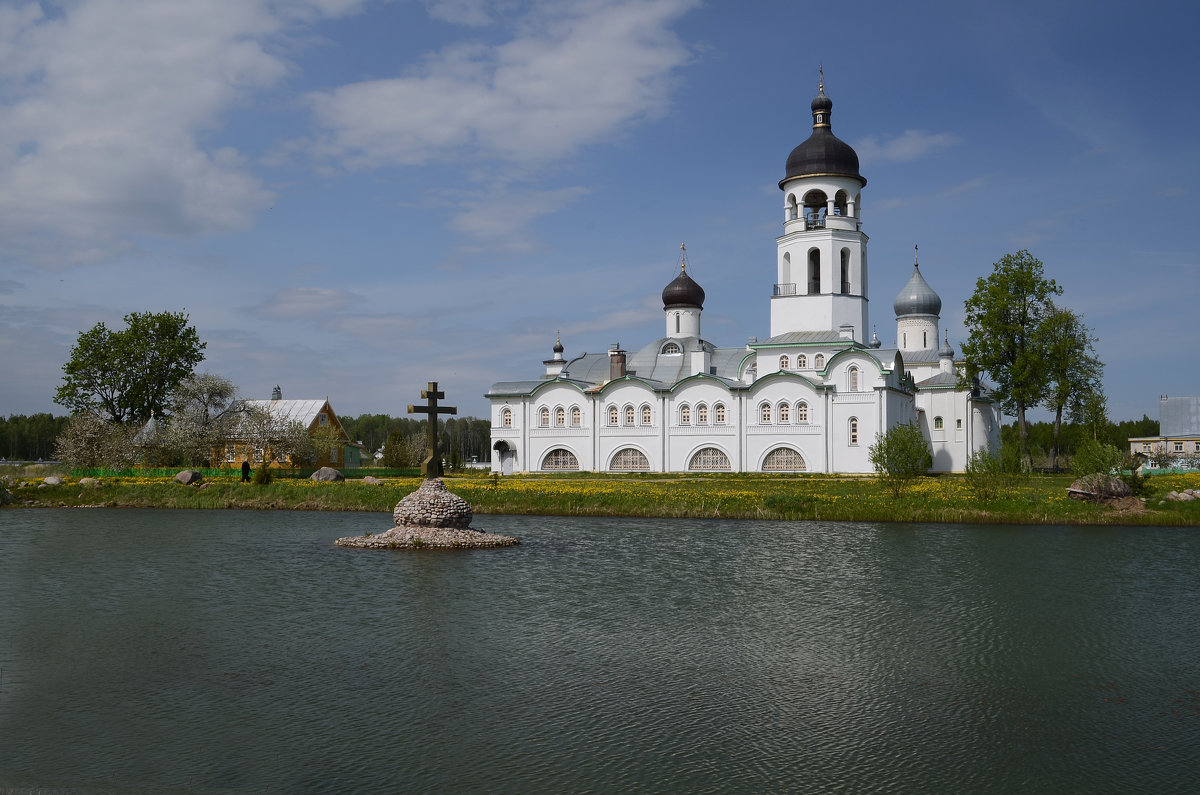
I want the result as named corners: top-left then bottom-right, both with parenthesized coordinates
top-left (771, 73), bottom-right (869, 341)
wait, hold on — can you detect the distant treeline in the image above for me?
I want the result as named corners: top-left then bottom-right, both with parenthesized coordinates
top-left (0, 413), bottom-right (71, 460)
top-left (2, 411), bottom-right (1161, 469)
top-left (1000, 415), bottom-right (1158, 468)
top-left (338, 414), bottom-right (493, 465)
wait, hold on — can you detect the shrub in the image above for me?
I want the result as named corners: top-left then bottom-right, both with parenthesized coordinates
top-left (1070, 438), bottom-right (1123, 477)
top-left (964, 448), bottom-right (1008, 503)
top-left (252, 465), bottom-right (273, 485)
top-left (868, 422), bottom-right (932, 498)
top-left (1117, 454), bottom-right (1151, 496)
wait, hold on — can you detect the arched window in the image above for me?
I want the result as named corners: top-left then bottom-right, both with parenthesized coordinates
top-left (571, 406), bottom-right (581, 426)
top-left (662, 342), bottom-right (681, 354)
top-left (787, 194), bottom-right (798, 221)
top-left (934, 416), bottom-right (944, 430)
top-left (849, 417), bottom-right (859, 446)
top-left (796, 402), bottom-right (809, 423)
top-left (555, 407), bottom-right (565, 427)
top-left (840, 249), bottom-right (850, 294)
top-left (624, 405), bottom-right (635, 426)
top-left (610, 447), bottom-right (650, 471)
top-left (808, 249), bottom-right (821, 294)
top-left (501, 408), bottom-right (512, 427)
top-left (680, 404), bottom-right (691, 425)
top-left (797, 354), bottom-right (807, 368)
top-left (608, 405), bottom-right (619, 426)
top-left (539, 407), bottom-right (550, 427)
top-left (760, 403), bottom-right (772, 424)
top-left (641, 405), bottom-right (652, 425)
top-left (542, 448), bottom-right (579, 471)
top-left (697, 404), bottom-right (709, 424)
top-left (923, 331), bottom-right (928, 348)
top-left (763, 447), bottom-right (807, 472)
top-left (849, 366), bottom-right (859, 392)
top-left (675, 313), bottom-right (680, 333)
top-left (779, 402), bottom-right (790, 423)
top-left (815, 353), bottom-right (825, 369)
top-left (714, 403), bottom-right (726, 424)
top-left (689, 447), bottom-right (731, 471)
top-left (779, 355), bottom-right (789, 370)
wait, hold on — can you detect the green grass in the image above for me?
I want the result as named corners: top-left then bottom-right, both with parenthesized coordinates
top-left (6, 469), bottom-right (1200, 525)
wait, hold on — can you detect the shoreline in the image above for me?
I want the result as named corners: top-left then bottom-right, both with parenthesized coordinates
top-left (4, 472), bottom-right (1200, 526)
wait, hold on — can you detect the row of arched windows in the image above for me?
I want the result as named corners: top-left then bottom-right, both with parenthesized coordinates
top-left (538, 445), bottom-right (814, 472)
top-left (678, 402), bottom-right (726, 425)
top-left (778, 353), bottom-right (825, 370)
top-left (534, 405), bottom-right (583, 428)
top-left (607, 403), bottom-right (653, 426)
top-left (759, 401), bottom-right (809, 424)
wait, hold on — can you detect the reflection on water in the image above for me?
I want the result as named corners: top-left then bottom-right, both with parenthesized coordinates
top-left (2, 509), bottom-right (1198, 793)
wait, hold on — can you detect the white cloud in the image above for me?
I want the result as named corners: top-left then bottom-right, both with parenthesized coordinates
top-left (444, 184), bottom-right (590, 252)
top-left (422, 0), bottom-right (507, 27)
top-left (855, 130), bottom-right (960, 163)
top-left (0, 0), bottom-right (362, 267)
top-left (308, 0), bottom-right (697, 168)
top-left (255, 287), bottom-right (362, 320)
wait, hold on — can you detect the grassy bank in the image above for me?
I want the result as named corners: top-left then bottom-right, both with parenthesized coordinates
top-left (5, 469), bottom-right (1200, 525)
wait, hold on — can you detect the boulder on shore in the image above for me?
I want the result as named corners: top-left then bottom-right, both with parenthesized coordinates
top-left (310, 466), bottom-right (345, 482)
top-left (1067, 473), bottom-right (1133, 502)
top-left (43, 475), bottom-right (65, 486)
top-left (175, 470), bottom-right (204, 485)
top-left (361, 475), bottom-right (384, 485)
top-left (78, 477), bottom-right (101, 488)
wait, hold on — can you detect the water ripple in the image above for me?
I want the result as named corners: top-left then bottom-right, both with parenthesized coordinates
top-left (1, 511), bottom-right (1198, 793)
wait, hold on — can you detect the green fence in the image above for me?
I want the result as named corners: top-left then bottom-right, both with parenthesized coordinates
top-left (70, 467), bottom-right (423, 479)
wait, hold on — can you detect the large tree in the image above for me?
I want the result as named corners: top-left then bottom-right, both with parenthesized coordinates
top-left (55, 311), bottom-right (206, 424)
top-left (1037, 305), bottom-right (1104, 471)
top-left (961, 250), bottom-right (1062, 470)
top-left (160, 373), bottom-right (239, 466)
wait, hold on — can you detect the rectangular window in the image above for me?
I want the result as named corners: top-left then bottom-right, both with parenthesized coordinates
top-left (1142, 443), bottom-right (1150, 452)
top-left (956, 418), bottom-right (962, 430)
top-left (319, 414), bottom-right (328, 426)
top-left (1174, 442), bottom-right (1184, 452)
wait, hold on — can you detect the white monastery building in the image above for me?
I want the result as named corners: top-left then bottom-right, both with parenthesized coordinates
top-left (487, 81), bottom-right (1001, 474)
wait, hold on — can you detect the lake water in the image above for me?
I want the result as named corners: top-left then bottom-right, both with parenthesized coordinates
top-left (1, 509), bottom-right (1198, 793)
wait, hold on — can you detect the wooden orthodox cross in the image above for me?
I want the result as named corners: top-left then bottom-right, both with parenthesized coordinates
top-left (407, 381), bottom-right (457, 478)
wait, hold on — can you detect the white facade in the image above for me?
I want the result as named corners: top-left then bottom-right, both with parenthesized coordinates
top-left (488, 84), bottom-right (1000, 474)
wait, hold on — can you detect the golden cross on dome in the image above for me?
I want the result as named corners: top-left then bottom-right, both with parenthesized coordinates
top-left (819, 65), bottom-right (824, 92)
top-left (680, 242), bottom-right (688, 272)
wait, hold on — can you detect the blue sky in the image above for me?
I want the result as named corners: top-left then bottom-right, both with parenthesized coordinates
top-left (1, 0), bottom-right (1197, 425)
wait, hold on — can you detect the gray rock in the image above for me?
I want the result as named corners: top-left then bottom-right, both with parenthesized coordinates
top-left (78, 477), bottom-right (101, 488)
top-left (361, 476), bottom-right (384, 485)
top-left (310, 466), bottom-right (345, 482)
top-left (43, 475), bottom-right (64, 486)
top-left (175, 470), bottom-right (204, 485)
top-left (1067, 473), bottom-right (1132, 502)
top-left (393, 478), bottom-right (473, 528)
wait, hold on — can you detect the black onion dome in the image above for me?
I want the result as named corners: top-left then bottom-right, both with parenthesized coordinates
top-left (661, 268), bottom-right (705, 309)
top-left (781, 84), bottom-right (864, 187)
top-left (553, 337), bottom-right (564, 354)
top-left (893, 265), bottom-right (942, 317)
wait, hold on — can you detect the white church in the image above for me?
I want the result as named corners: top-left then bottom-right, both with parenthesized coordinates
top-left (487, 81), bottom-right (1000, 475)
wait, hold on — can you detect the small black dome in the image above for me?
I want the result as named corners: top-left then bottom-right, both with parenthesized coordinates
top-left (781, 85), bottom-right (864, 187)
top-left (662, 268), bottom-right (705, 309)
top-left (553, 336), bottom-right (564, 354)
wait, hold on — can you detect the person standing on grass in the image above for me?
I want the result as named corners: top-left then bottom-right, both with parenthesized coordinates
top-left (241, 459), bottom-right (251, 483)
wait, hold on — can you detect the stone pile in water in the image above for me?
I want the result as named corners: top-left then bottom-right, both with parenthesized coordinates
top-left (334, 478), bottom-right (518, 550)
